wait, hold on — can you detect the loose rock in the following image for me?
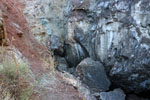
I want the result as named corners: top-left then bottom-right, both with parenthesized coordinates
top-left (55, 56), bottom-right (68, 72)
top-left (100, 88), bottom-right (126, 100)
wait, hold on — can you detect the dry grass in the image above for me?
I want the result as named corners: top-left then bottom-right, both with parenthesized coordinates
top-left (40, 49), bottom-right (55, 72)
top-left (0, 48), bottom-right (38, 100)
top-left (0, 19), bottom-right (37, 99)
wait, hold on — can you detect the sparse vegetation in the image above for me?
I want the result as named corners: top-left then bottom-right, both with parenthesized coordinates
top-left (0, 48), bottom-right (37, 100)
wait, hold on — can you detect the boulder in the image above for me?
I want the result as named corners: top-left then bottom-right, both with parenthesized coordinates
top-left (100, 88), bottom-right (126, 100)
top-left (76, 58), bottom-right (110, 92)
top-left (55, 56), bottom-right (68, 72)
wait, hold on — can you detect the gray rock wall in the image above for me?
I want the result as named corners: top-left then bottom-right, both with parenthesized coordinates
top-left (27, 0), bottom-right (150, 94)
top-left (65, 0), bottom-right (150, 93)
top-left (24, 0), bottom-right (69, 44)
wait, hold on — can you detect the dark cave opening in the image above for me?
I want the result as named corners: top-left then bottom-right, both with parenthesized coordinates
top-left (109, 82), bottom-right (150, 100)
top-left (135, 90), bottom-right (150, 99)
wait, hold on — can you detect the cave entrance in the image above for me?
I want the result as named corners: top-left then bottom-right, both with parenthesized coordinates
top-left (136, 90), bottom-right (150, 99)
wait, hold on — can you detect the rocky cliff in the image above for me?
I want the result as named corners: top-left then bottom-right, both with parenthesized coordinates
top-left (60, 0), bottom-right (150, 93)
top-left (1, 0), bottom-right (150, 100)
top-left (46, 0), bottom-right (150, 99)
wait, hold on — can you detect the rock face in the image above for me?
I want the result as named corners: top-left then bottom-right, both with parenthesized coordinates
top-left (4, 0), bottom-right (150, 99)
top-left (62, 0), bottom-right (150, 93)
top-left (76, 58), bottom-right (110, 92)
top-left (23, 0), bottom-right (150, 96)
top-left (100, 88), bottom-right (126, 100)
top-left (24, 0), bottom-right (70, 45)
top-left (47, 35), bottom-right (64, 56)
top-left (65, 42), bottom-right (88, 67)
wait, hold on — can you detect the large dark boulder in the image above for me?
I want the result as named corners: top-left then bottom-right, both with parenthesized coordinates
top-left (100, 88), bottom-right (126, 100)
top-left (76, 58), bottom-right (110, 92)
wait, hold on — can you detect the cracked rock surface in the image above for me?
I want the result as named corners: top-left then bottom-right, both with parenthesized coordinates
top-left (62, 0), bottom-right (150, 93)
top-left (2, 0), bottom-right (150, 99)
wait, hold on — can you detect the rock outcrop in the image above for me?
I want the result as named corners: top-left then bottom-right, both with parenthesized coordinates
top-left (47, 35), bottom-right (64, 56)
top-left (3, 0), bottom-right (150, 99)
top-left (64, 42), bottom-right (88, 67)
top-left (60, 0), bottom-right (150, 93)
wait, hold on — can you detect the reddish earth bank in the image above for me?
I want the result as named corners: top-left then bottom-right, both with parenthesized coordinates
top-left (0, 0), bottom-right (48, 75)
top-left (0, 0), bottom-right (83, 100)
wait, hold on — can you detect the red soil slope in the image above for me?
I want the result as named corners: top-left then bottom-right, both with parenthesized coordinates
top-left (0, 0), bottom-right (50, 75)
top-left (0, 1), bottom-right (84, 100)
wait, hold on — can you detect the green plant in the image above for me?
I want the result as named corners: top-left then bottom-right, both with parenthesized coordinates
top-left (0, 54), bottom-right (35, 100)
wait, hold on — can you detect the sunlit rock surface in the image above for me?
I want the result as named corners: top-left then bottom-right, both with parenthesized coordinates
top-left (24, 0), bottom-right (69, 45)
